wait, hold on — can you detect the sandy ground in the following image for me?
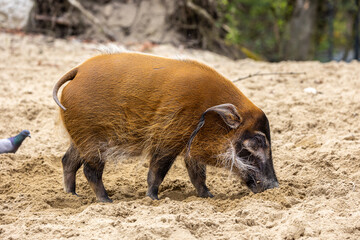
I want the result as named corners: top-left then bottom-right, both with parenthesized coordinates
top-left (0, 32), bottom-right (360, 240)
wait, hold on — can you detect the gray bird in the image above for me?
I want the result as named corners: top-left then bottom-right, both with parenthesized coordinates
top-left (0, 130), bottom-right (31, 154)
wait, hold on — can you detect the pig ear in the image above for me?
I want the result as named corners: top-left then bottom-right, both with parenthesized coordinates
top-left (203, 103), bottom-right (242, 129)
top-left (186, 103), bottom-right (242, 158)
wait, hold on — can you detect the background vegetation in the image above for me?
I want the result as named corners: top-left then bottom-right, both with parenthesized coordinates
top-left (215, 0), bottom-right (359, 61)
top-left (24, 0), bottom-right (360, 62)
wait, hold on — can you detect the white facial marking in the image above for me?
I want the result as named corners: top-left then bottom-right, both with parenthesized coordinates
top-left (217, 141), bottom-right (257, 175)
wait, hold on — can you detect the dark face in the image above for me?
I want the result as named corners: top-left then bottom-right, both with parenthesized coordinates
top-left (236, 114), bottom-right (279, 193)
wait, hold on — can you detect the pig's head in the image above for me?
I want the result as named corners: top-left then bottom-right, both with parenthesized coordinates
top-left (186, 103), bottom-right (279, 194)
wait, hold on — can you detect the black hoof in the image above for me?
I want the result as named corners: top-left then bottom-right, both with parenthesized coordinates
top-left (146, 191), bottom-right (159, 200)
top-left (199, 191), bottom-right (214, 198)
top-left (66, 190), bottom-right (79, 197)
top-left (146, 186), bottom-right (160, 200)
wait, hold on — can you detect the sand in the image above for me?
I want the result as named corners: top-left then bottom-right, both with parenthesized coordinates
top-left (0, 32), bottom-right (360, 240)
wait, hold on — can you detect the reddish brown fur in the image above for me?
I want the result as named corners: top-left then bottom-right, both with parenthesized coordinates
top-left (54, 52), bottom-right (270, 201)
top-left (58, 53), bottom-right (262, 161)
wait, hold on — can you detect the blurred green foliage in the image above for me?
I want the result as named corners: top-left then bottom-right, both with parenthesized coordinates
top-left (217, 0), bottom-right (359, 61)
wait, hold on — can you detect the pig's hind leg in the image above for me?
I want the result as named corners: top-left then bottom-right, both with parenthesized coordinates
top-left (83, 159), bottom-right (112, 203)
top-left (185, 158), bottom-right (214, 198)
top-left (62, 143), bottom-right (84, 195)
top-left (146, 153), bottom-right (178, 200)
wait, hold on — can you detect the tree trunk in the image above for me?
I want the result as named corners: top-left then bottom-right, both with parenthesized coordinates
top-left (284, 0), bottom-right (318, 60)
top-left (355, 0), bottom-right (360, 60)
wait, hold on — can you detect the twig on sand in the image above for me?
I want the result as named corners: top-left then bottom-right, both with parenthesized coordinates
top-left (233, 72), bottom-right (306, 82)
top-left (67, 0), bottom-right (116, 41)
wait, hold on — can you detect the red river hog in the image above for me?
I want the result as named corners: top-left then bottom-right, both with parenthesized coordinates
top-left (53, 52), bottom-right (279, 202)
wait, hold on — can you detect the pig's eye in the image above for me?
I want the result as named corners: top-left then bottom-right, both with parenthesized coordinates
top-left (252, 135), bottom-right (266, 148)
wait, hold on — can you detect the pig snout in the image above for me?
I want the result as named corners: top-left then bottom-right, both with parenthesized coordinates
top-left (248, 178), bottom-right (279, 194)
